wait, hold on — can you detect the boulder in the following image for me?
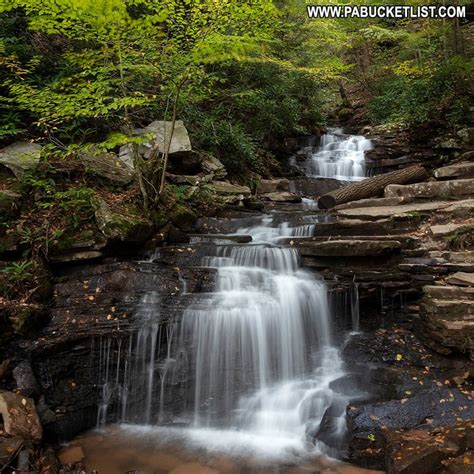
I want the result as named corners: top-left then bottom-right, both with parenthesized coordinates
top-left (260, 192), bottom-right (302, 203)
top-left (298, 240), bottom-right (402, 257)
top-left (434, 162), bottom-right (474, 180)
top-left (0, 142), bottom-right (41, 179)
top-left (0, 190), bottom-right (22, 221)
top-left (0, 391), bottom-right (42, 442)
top-left (92, 197), bottom-right (153, 243)
top-left (79, 146), bottom-right (134, 184)
top-left (118, 120), bottom-right (192, 170)
top-left (200, 154), bottom-right (226, 180)
top-left (290, 177), bottom-right (345, 197)
top-left (385, 179), bottom-right (474, 200)
top-left (257, 178), bottom-right (290, 194)
top-left (169, 205), bottom-right (198, 232)
top-left (208, 182), bottom-right (251, 205)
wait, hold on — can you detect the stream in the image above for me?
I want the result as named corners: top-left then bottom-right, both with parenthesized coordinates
top-left (69, 131), bottom-right (379, 473)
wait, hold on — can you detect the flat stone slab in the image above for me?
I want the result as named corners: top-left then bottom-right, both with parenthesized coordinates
top-left (446, 272), bottom-right (474, 287)
top-left (257, 178), bottom-right (289, 194)
top-left (190, 234), bottom-right (252, 244)
top-left (333, 196), bottom-right (407, 211)
top-left (430, 222), bottom-right (474, 238)
top-left (336, 201), bottom-right (452, 220)
top-left (434, 162), bottom-right (474, 179)
top-left (385, 179), bottom-right (474, 200)
top-left (0, 391), bottom-right (42, 442)
top-left (423, 285), bottom-right (474, 300)
top-left (298, 239), bottom-right (402, 257)
top-left (314, 219), bottom-right (390, 236)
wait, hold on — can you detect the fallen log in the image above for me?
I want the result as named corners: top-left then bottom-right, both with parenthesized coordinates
top-left (317, 165), bottom-right (428, 209)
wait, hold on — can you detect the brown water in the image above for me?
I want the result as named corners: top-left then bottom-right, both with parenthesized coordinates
top-left (66, 425), bottom-right (384, 474)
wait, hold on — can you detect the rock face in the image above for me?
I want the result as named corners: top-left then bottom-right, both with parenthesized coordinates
top-left (0, 142), bottom-right (41, 178)
top-left (385, 179), bottom-right (474, 200)
top-left (0, 391), bottom-right (42, 442)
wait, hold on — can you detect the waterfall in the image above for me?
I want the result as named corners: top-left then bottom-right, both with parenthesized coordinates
top-left (307, 128), bottom-right (372, 181)
top-left (96, 215), bottom-right (358, 460)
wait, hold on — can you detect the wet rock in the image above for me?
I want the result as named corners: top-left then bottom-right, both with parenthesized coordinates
top-left (290, 177), bottom-right (345, 197)
top-left (0, 142), bottom-right (41, 179)
top-left (298, 240), bottom-right (401, 257)
top-left (385, 179), bottom-right (474, 200)
top-left (163, 223), bottom-right (191, 244)
top-left (0, 391), bottom-right (42, 442)
top-left (190, 234), bottom-right (252, 244)
top-left (0, 190), bottom-right (22, 221)
top-left (92, 196), bottom-right (153, 243)
top-left (13, 361), bottom-right (40, 397)
top-left (423, 285), bottom-right (474, 300)
top-left (347, 387), bottom-right (473, 435)
top-left (79, 146), bottom-right (134, 184)
top-left (384, 428), bottom-right (461, 474)
top-left (441, 450), bottom-right (474, 473)
top-left (434, 162), bottom-right (474, 180)
top-left (260, 191), bottom-right (302, 203)
top-left (257, 178), bottom-right (290, 194)
top-left (315, 219), bottom-right (390, 237)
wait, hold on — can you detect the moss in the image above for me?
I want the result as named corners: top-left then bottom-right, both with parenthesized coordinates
top-left (169, 204), bottom-right (197, 232)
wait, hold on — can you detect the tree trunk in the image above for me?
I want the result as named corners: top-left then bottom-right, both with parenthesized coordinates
top-left (317, 165), bottom-right (428, 209)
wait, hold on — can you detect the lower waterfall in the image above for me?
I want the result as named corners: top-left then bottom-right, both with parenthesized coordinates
top-left (95, 215), bottom-right (359, 462)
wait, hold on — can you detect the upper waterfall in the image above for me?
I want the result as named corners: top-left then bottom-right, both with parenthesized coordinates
top-left (305, 128), bottom-right (372, 181)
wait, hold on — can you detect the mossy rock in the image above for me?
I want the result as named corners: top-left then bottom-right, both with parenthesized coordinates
top-left (93, 196), bottom-right (153, 243)
top-left (170, 204), bottom-right (197, 232)
top-left (9, 304), bottom-right (49, 335)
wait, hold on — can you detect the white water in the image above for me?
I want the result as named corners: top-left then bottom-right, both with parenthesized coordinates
top-left (96, 215), bottom-right (356, 462)
top-left (307, 128), bottom-right (372, 181)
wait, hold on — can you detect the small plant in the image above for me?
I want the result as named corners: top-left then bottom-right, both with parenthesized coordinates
top-left (1, 260), bottom-right (33, 284)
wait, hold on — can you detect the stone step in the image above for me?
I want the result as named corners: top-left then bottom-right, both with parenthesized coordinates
top-left (333, 196), bottom-right (407, 211)
top-left (434, 162), bottom-right (474, 180)
top-left (314, 219), bottom-right (391, 236)
top-left (423, 285), bottom-right (474, 300)
top-left (427, 251), bottom-right (474, 264)
top-left (430, 221), bottom-right (474, 238)
top-left (398, 257), bottom-right (474, 273)
top-left (280, 234), bottom-right (418, 249)
top-left (189, 234), bottom-right (253, 244)
top-left (446, 272), bottom-right (474, 287)
top-left (422, 298), bottom-right (474, 320)
top-left (298, 239), bottom-right (402, 257)
top-left (335, 201), bottom-right (454, 221)
top-left (385, 179), bottom-right (474, 200)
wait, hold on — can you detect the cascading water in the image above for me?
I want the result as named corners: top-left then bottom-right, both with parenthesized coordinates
top-left (94, 214), bottom-right (361, 465)
top-left (306, 128), bottom-right (372, 181)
